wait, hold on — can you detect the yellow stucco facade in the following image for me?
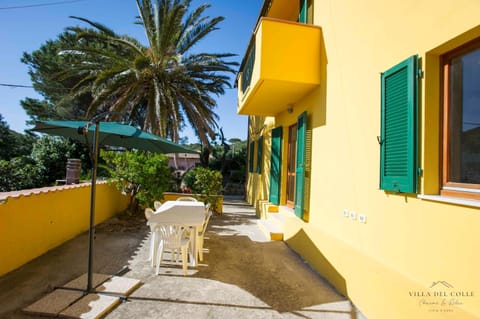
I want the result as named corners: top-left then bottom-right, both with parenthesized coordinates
top-left (238, 1), bottom-right (480, 318)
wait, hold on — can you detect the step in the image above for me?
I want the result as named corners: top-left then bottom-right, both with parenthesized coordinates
top-left (257, 200), bottom-right (270, 217)
top-left (257, 219), bottom-right (283, 241)
top-left (278, 205), bottom-right (295, 215)
top-left (267, 212), bottom-right (285, 227)
top-left (266, 204), bottom-right (279, 212)
top-left (258, 201), bottom-right (279, 219)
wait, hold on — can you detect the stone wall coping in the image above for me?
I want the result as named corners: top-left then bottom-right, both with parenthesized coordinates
top-left (0, 181), bottom-right (108, 202)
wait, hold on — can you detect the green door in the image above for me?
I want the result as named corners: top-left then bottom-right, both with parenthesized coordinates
top-left (294, 112), bottom-right (307, 218)
top-left (269, 127), bottom-right (282, 205)
top-left (248, 141), bottom-right (255, 173)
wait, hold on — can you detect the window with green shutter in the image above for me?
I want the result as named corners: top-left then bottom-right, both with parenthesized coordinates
top-left (269, 127), bottom-right (282, 205)
top-left (248, 141), bottom-right (255, 173)
top-left (257, 136), bottom-right (263, 174)
top-left (298, 0), bottom-right (313, 24)
top-left (295, 112), bottom-right (307, 218)
top-left (299, 0), bottom-right (307, 23)
top-left (379, 55), bottom-right (419, 193)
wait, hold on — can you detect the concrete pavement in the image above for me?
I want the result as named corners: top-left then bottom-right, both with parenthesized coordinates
top-left (0, 197), bottom-right (366, 319)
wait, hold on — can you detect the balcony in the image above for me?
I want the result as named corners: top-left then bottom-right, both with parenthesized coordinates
top-left (237, 18), bottom-right (322, 116)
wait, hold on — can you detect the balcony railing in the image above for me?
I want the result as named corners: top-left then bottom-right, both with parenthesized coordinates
top-left (241, 42), bottom-right (255, 94)
top-left (237, 18), bottom-right (322, 116)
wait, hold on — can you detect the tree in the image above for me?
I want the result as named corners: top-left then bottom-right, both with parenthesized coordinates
top-left (0, 114), bottom-right (18, 161)
top-left (22, 29), bottom-right (147, 127)
top-left (228, 138), bottom-right (242, 144)
top-left (0, 114), bottom-right (36, 161)
top-left (21, 31), bottom-right (94, 123)
top-left (0, 157), bottom-right (42, 192)
top-left (101, 150), bottom-right (171, 213)
top-left (60, 0), bottom-right (237, 145)
top-left (30, 136), bottom-right (77, 185)
top-left (205, 136), bottom-right (247, 195)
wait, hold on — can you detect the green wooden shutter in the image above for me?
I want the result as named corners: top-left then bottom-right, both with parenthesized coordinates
top-left (294, 112), bottom-right (307, 218)
top-left (269, 127), bottom-right (282, 205)
top-left (299, 0), bottom-right (307, 23)
top-left (380, 55), bottom-right (418, 193)
top-left (257, 136), bottom-right (263, 174)
top-left (248, 141), bottom-right (255, 173)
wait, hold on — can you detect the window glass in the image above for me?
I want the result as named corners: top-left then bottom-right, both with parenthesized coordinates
top-left (286, 124), bottom-right (297, 206)
top-left (447, 46), bottom-right (480, 184)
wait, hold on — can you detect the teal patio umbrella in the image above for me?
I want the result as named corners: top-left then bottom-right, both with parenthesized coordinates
top-left (32, 120), bottom-right (195, 154)
top-left (32, 120), bottom-right (196, 292)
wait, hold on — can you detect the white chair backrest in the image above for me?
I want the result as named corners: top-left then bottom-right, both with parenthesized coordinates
top-left (145, 207), bottom-right (154, 219)
top-left (176, 196), bottom-right (197, 202)
top-left (154, 224), bottom-right (184, 248)
top-left (204, 203), bottom-right (211, 213)
top-left (154, 201), bottom-right (162, 210)
top-left (200, 209), bottom-right (213, 235)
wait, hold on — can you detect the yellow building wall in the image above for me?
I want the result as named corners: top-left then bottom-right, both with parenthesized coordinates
top-left (0, 182), bottom-right (129, 276)
top-left (244, 0), bottom-right (480, 318)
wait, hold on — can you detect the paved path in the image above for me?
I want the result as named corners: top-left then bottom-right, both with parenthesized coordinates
top-left (0, 198), bottom-right (365, 319)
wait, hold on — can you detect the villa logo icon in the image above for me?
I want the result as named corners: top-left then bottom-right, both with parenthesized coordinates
top-left (430, 281), bottom-right (454, 289)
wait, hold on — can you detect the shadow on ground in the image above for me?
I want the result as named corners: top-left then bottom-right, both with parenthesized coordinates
top-left (0, 213), bottom-right (149, 319)
top-left (0, 199), bottom-right (362, 319)
top-left (193, 206), bottom-right (345, 314)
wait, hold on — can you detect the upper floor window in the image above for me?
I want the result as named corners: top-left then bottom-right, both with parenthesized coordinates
top-left (442, 39), bottom-right (480, 198)
top-left (299, 0), bottom-right (313, 24)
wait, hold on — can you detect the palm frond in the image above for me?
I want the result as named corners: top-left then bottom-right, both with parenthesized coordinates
top-left (69, 16), bottom-right (117, 37)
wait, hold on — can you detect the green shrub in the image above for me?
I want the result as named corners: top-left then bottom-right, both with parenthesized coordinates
top-left (183, 166), bottom-right (222, 212)
top-left (31, 136), bottom-right (77, 185)
top-left (101, 150), bottom-right (171, 213)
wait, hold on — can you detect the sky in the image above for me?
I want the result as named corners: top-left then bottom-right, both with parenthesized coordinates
top-left (0, 0), bottom-right (262, 142)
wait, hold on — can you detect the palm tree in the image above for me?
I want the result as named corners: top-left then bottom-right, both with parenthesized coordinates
top-left (62, 0), bottom-right (237, 144)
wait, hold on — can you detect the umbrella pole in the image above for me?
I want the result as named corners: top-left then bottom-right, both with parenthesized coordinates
top-left (87, 122), bottom-right (100, 293)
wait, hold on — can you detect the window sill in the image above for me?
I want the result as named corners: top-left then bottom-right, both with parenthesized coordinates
top-left (418, 194), bottom-right (480, 208)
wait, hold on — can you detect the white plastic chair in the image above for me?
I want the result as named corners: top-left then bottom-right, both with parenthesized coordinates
top-left (154, 201), bottom-right (162, 210)
top-left (176, 196), bottom-right (197, 202)
top-left (144, 208), bottom-right (157, 264)
top-left (204, 203), bottom-right (211, 214)
top-left (154, 224), bottom-right (191, 276)
top-left (196, 204), bottom-right (212, 262)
